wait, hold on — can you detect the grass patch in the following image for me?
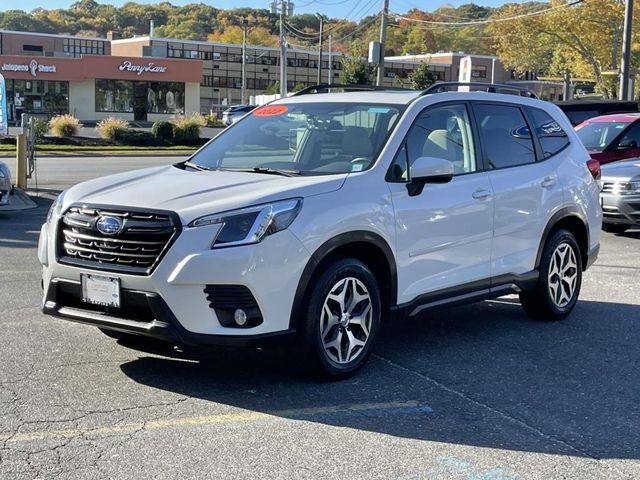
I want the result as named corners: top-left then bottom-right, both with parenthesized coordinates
top-left (0, 144), bottom-right (197, 153)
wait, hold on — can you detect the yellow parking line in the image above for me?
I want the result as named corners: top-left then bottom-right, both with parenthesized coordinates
top-left (1, 400), bottom-right (423, 443)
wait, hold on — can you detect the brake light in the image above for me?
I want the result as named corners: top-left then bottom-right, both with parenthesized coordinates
top-left (586, 159), bottom-right (601, 180)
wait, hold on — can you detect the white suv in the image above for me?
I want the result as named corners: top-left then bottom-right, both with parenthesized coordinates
top-left (39, 85), bottom-right (602, 378)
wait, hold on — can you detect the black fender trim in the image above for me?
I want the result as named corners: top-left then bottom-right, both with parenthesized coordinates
top-left (535, 207), bottom-right (589, 270)
top-left (288, 231), bottom-right (397, 330)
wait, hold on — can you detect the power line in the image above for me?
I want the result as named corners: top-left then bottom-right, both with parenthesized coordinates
top-left (392, 0), bottom-right (584, 27)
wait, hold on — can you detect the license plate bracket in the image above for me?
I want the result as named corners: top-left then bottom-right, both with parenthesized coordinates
top-left (81, 273), bottom-right (121, 308)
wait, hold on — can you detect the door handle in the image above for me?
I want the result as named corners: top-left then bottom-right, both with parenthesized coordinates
top-left (472, 189), bottom-right (492, 201)
top-left (541, 176), bottom-right (556, 188)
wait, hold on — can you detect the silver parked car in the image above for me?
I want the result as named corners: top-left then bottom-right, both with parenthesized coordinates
top-left (601, 158), bottom-right (640, 233)
top-left (0, 161), bottom-right (12, 206)
top-left (222, 105), bottom-right (256, 126)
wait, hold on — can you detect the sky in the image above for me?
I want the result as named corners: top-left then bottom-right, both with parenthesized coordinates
top-left (1, 0), bottom-right (529, 20)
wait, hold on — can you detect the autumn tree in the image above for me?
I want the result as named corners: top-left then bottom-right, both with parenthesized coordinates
top-left (489, 0), bottom-right (627, 97)
top-left (339, 41), bottom-right (370, 84)
top-left (409, 62), bottom-right (436, 89)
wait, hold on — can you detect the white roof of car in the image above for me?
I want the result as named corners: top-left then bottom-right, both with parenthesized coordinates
top-left (274, 89), bottom-right (548, 107)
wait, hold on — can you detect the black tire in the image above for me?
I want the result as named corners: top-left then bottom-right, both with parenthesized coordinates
top-left (519, 229), bottom-right (582, 321)
top-left (300, 258), bottom-right (381, 379)
top-left (603, 223), bottom-right (629, 234)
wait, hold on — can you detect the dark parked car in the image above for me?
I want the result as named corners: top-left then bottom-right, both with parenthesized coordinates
top-left (600, 158), bottom-right (640, 233)
top-left (575, 113), bottom-right (640, 165)
top-left (555, 100), bottom-right (638, 126)
top-left (222, 105), bottom-right (256, 126)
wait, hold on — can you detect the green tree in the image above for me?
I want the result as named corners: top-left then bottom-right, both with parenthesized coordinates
top-left (339, 41), bottom-right (369, 84)
top-left (409, 62), bottom-right (436, 89)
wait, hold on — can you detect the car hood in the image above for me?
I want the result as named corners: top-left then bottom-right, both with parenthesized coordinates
top-left (601, 158), bottom-right (640, 181)
top-left (61, 164), bottom-right (347, 224)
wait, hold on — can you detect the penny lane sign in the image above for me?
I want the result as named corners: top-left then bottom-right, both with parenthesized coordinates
top-left (118, 60), bottom-right (167, 76)
top-left (1, 59), bottom-right (57, 77)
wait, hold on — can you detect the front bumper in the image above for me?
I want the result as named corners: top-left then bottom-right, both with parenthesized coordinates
top-left (601, 191), bottom-right (640, 226)
top-left (40, 215), bottom-right (311, 344)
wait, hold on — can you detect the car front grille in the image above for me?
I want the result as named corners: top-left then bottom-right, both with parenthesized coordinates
top-left (601, 182), bottom-right (618, 194)
top-left (57, 205), bottom-right (180, 275)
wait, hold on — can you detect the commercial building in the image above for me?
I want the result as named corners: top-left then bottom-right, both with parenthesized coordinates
top-left (0, 28), bottom-right (558, 122)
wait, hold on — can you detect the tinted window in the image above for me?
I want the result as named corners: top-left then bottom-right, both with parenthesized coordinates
top-left (475, 104), bottom-right (535, 169)
top-left (617, 123), bottom-right (640, 148)
top-left (528, 108), bottom-right (570, 158)
top-left (388, 103), bottom-right (476, 181)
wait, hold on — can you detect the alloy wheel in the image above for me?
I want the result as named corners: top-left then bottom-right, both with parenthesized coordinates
top-left (547, 242), bottom-right (578, 308)
top-left (320, 277), bottom-right (373, 364)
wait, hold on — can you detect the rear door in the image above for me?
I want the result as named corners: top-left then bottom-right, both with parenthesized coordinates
top-left (471, 102), bottom-right (565, 279)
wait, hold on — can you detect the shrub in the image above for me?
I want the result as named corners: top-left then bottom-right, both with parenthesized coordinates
top-left (33, 118), bottom-right (49, 138)
top-left (151, 120), bottom-right (174, 141)
top-left (117, 130), bottom-right (156, 146)
top-left (204, 113), bottom-right (225, 128)
top-left (96, 117), bottom-right (130, 140)
top-left (49, 114), bottom-right (82, 137)
top-left (172, 114), bottom-right (207, 142)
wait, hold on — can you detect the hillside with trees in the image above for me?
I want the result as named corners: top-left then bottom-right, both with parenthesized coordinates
top-left (1, 0), bottom-right (639, 96)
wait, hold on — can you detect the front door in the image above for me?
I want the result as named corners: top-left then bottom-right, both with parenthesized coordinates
top-left (388, 102), bottom-right (494, 305)
top-left (133, 82), bottom-right (147, 122)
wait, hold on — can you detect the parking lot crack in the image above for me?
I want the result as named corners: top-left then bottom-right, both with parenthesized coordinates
top-left (373, 353), bottom-right (599, 459)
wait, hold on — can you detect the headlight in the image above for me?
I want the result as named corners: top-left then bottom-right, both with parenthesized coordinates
top-left (46, 190), bottom-right (66, 224)
top-left (189, 198), bottom-right (303, 248)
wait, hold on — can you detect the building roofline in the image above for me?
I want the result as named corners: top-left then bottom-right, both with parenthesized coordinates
top-left (112, 35), bottom-right (333, 56)
top-left (0, 29), bottom-right (107, 42)
top-left (385, 52), bottom-right (500, 61)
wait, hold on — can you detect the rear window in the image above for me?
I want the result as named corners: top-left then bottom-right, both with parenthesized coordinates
top-left (527, 108), bottom-right (570, 158)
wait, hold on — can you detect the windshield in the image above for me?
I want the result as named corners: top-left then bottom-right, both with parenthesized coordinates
top-left (189, 102), bottom-right (404, 175)
top-left (576, 121), bottom-right (630, 150)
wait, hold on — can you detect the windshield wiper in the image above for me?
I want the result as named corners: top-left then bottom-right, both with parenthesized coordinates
top-left (217, 167), bottom-right (300, 177)
top-left (183, 161), bottom-right (211, 171)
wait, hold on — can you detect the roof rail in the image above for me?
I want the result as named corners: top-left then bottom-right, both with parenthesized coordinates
top-left (421, 82), bottom-right (538, 99)
top-left (292, 83), bottom-right (414, 96)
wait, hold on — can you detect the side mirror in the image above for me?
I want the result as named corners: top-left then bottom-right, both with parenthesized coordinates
top-left (407, 156), bottom-right (454, 196)
top-left (618, 139), bottom-right (638, 150)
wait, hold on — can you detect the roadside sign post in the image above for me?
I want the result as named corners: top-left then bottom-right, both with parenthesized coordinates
top-left (458, 56), bottom-right (472, 92)
top-left (0, 73), bottom-right (7, 137)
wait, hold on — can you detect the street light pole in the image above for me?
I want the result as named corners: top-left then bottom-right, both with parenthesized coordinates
top-left (619, 0), bottom-right (634, 100)
top-left (328, 34), bottom-right (333, 85)
top-left (376, 0), bottom-right (389, 86)
top-left (278, 0), bottom-right (287, 97)
top-left (241, 19), bottom-right (248, 105)
top-left (316, 13), bottom-right (324, 85)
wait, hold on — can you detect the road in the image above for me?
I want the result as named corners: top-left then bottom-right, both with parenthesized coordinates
top-left (1, 156), bottom-right (639, 479)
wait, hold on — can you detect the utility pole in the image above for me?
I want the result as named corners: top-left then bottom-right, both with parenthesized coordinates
top-left (241, 19), bottom-right (248, 105)
top-left (271, 0), bottom-right (292, 97)
top-left (328, 34), bottom-right (333, 85)
top-left (316, 13), bottom-right (325, 85)
top-left (619, 0), bottom-right (634, 100)
top-left (376, 0), bottom-right (389, 86)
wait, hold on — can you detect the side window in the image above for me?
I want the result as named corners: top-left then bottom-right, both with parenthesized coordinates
top-left (617, 123), bottom-right (640, 149)
top-left (474, 104), bottom-right (536, 169)
top-left (388, 103), bottom-right (477, 181)
top-left (528, 107), bottom-right (570, 158)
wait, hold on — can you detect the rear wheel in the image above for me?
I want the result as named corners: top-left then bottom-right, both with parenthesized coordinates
top-left (520, 229), bottom-right (582, 321)
top-left (603, 223), bottom-right (629, 234)
top-left (300, 258), bottom-right (381, 379)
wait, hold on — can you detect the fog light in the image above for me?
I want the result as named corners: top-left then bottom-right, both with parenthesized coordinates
top-left (234, 308), bottom-right (248, 326)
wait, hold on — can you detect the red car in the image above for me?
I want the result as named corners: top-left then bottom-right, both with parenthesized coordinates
top-left (576, 112), bottom-right (640, 165)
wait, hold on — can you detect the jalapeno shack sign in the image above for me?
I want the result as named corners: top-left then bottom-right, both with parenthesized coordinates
top-left (1, 59), bottom-right (57, 77)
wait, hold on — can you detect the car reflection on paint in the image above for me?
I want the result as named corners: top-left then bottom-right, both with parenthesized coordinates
top-left (0, 161), bottom-right (13, 206)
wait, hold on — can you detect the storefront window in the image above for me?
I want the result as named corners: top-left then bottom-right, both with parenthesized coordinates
top-left (95, 79), bottom-right (134, 112)
top-left (146, 82), bottom-right (185, 114)
top-left (6, 80), bottom-right (69, 120)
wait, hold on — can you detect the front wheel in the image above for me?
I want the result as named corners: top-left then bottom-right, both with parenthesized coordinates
top-left (520, 229), bottom-right (582, 321)
top-left (301, 258), bottom-right (381, 379)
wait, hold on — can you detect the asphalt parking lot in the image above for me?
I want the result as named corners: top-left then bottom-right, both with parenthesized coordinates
top-left (1, 156), bottom-right (639, 479)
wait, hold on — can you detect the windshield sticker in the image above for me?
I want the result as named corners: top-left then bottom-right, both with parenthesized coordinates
top-left (368, 107), bottom-right (391, 114)
top-left (351, 163), bottom-right (364, 172)
top-left (253, 105), bottom-right (289, 117)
